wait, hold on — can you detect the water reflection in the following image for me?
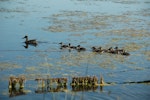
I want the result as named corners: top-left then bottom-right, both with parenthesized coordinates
top-left (35, 85), bottom-right (67, 93)
top-left (23, 43), bottom-right (37, 49)
top-left (9, 88), bottom-right (26, 98)
top-left (72, 85), bottom-right (98, 92)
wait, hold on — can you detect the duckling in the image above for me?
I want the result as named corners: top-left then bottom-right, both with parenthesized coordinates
top-left (107, 47), bottom-right (116, 54)
top-left (121, 50), bottom-right (130, 56)
top-left (68, 43), bottom-right (77, 49)
top-left (103, 49), bottom-right (109, 53)
top-left (76, 45), bottom-right (86, 51)
top-left (114, 46), bottom-right (124, 53)
top-left (59, 42), bottom-right (68, 48)
top-left (23, 36), bottom-right (37, 46)
top-left (98, 47), bottom-right (104, 53)
top-left (92, 47), bottom-right (104, 53)
top-left (92, 47), bottom-right (100, 52)
top-left (108, 47), bottom-right (113, 51)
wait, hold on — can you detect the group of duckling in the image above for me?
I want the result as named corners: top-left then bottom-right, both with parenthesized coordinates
top-left (59, 42), bottom-right (86, 52)
top-left (59, 42), bottom-right (130, 56)
top-left (92, 46), bottom-right (130, 56)
top-left (22, 36), bottom-right (130, 56)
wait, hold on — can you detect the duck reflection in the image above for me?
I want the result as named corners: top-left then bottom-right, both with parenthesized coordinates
top-left (23, 42), bottom-right (37, 49)
top-left (9, 87), bottom-right (26, 97)
top-left (22, 35), bottom-right (38, 49)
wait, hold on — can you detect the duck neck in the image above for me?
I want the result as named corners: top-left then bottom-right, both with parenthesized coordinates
top-left (25, 37), bottom-right (28, 42)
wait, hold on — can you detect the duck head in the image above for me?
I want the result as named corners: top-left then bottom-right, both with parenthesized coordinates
top-left (114, 46), bottom-right (118, 50)
top-left (23, 35), bottom-right (28, 39)
top-left (92, 47), bottom-right (96, 50)
top-left (59, 42), bottom-right (62, 44)
top-left (98, 47), bottom-right (102, 50)
top-left (77, 45), bottom-right (80, 47)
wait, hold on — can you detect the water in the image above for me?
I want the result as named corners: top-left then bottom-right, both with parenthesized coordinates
top-left (0, 0), bottom-right (150, 100)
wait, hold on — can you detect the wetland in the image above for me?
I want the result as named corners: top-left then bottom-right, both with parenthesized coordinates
top-left (0, 0), bottom-right (150, 100)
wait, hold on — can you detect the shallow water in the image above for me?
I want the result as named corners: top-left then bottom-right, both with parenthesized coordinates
top-left (0, 0), bottom-right (150, 100)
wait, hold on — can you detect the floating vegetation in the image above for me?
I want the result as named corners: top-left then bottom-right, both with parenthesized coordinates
top-left (0, 0), bottom-right (10, 2)
top-left (0, 8), bottom-right (27, 13)
top-left (25, 66), bottom-right (38, 73)
top-left (0, 62), bottom-right (22, 71)
top-left (142, 51), bottom-right (150, 61)
top-left (111, 0), bottom-right (139, 4)
top-left (108, 29), bottom-right (150, 38)
top-left (124, 42), bottom-right (143, 52)
top-left (44, 11), bottom-right (108, 32)
top-left (38, 62), bottom-right (53, 68)
top-left (72, 0), bottom-right (139, 4)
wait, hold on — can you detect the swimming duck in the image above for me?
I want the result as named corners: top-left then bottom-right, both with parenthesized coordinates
top-left (121, 50), bottom-right (130, 56)
top-left (59, 42), bottom-right (68, 48)
top-left (92, 47), bottom-right (99, 52)
top-left (23, 36), bottom-right (37, 46)
top-left (114, 47), bottom-right (124, 52)
top-left (107, 47), bottom-right (117, 54)
top-left (92, 47), bottom-right (104, 53)
top-left (76, 45), bottom-right (86, 51)
top-left (98, 47), bottom-right (105, 53)
top-left (68, 43), bottom-right (77, 49)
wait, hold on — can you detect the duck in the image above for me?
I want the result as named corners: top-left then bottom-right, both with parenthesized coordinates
top-left (68, 43), bottom-right (77, 49)
top-left (92, 47), bottom-right (104, 53)
top-left (98, 47), bottom-right (105, 53)
top-left (59, 42), bottom-right (68, 48)
top-left (107, 47), bottom-right (113, 53)
top-left (23, 35), bottom-right (37, 46)
top-left (114, 46), bottom-right (124, 53)
top-left (76, 45), bottom-right (86, 51)
top-left (107, 47), bottom-right (118, 54)
top-left (92, 47), bottom-right (99, 52)
top-left (121, 50), bottom-right (130, 56)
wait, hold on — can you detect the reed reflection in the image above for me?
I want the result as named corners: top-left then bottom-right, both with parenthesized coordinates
top-left (35, 78), bottom-right (67, 93)
top-left (9, 87), bottom-right (26, 97)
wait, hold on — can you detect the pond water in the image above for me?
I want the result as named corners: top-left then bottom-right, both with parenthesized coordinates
top-left (0, 0), bottom-right (150, 100)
